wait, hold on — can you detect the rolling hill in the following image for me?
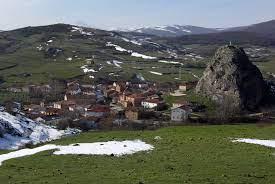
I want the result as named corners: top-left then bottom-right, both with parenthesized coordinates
top-left (0, 24), bottom-right (206, 88)
top-left (0, 21), bottom-right (275, 90)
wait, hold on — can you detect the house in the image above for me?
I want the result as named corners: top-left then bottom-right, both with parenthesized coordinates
top-left (114, 82), bottom-right (127, 93)
top-left (129, 74), bottom-right (149, 89)
top-left (171, 106), bottom-right (192, 122)
top-left (53, 101), bottom-right (62, 109)
top-left (125, 108), bottom-right (141, 121)
top-left (81, 86), bottom-right (95, 96)
top-left (104, 89), bottom-right (118, 99)
top-left (172, 100), bottom-right (190, 108)
top-left (179, 81), bottom-right (197, 92)
top-left (118, 93), bottom-right (145, 107)
top-left (141, 99), bottom-right (166, 110)
top-left (45, 108), bottom-right (61, 116)
top-left (84, 105), bottom-right (110, 117)
top-left (24, 104), bottom-right (46, 115)
top-left (125, 94), bottom-right (145, 107)
top-left (67, 82), bottom-right (81, 95)
top-left (29, 85), bottom-right (52, 94)
top-left (53, 100), bottom-right (76, 110)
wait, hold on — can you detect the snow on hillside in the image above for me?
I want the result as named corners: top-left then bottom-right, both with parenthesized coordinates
top-left (71, 26), bottom-right (93, 36)
top-left (0, 111), bottom-right (77, 150)
top-left (106, 42), bottom-right (157, 60)
top-left (0, 140), bottom-right (154, 166)
top-left (149, 71), bottom-right (163, 76)
top-left (121, 37), bottom-right (142, 46)
top-left (128, 25), bottom-right (220, 37)
top-left (131, 52), bottom-right (156, 60)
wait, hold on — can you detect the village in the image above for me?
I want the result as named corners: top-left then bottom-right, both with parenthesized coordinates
top-left (2, 76), bottom-right (202, 131)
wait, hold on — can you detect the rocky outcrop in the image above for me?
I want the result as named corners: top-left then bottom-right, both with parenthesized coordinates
top-left (196, 45), bottom-right (267, 110)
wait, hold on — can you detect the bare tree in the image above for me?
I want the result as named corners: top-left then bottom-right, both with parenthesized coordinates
top-left (215, 95), bottom-right (241, 122)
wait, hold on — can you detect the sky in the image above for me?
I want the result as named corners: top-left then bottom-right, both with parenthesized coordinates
top-left (0, 0), bottom-right (275, 30)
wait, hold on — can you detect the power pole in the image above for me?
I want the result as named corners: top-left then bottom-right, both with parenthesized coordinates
top-left (179, 67), bottom-right (182, 80)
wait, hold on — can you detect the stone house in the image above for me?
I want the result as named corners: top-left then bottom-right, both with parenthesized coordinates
top-left (171, 106), bottom-right (192, 122)
top-left (125, 108), bottom-right (141, 121)
top-left (84, 105), bottom-right (110, 118)
top-left (119, 93), bottom-right (145, 107)
top-left (179, 81), bottom-right (197, 92)
top-left (53, 100), bottom-right (76, 110)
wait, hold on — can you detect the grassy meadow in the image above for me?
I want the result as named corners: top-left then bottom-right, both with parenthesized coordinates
top-left (0, 125), bottom-right (274, 184)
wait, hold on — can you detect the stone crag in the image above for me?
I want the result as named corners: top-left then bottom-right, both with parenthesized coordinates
top-left (196, 45), bottom-right (267, 110)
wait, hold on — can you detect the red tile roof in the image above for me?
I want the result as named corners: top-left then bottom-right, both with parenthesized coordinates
top-left (86, 105), bottom-right (110, 113)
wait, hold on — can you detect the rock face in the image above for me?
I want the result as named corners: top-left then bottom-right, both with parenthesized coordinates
top-left (196, 45), bottom-right (266, 110)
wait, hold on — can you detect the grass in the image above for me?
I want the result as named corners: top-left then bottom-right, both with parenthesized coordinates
top-left (0, 91), bottom-right (30, 103)
top-left (0, 125), bottom-right (275, 184)
top-left (164, 90), bottom-right (216, 112)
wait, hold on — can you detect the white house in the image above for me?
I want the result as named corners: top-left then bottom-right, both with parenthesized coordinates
top-left (171, 106), bottom-right (192, 122)
top-left (141, 99), bottom-right (165, 110)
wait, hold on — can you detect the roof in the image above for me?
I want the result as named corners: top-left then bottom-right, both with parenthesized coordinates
top-left (55, 100), bottom-right (76, 106)
top-left (86, 105), bottom-right (110, 113)
top-left (67, 82), bottom-right (80, 91)
top-left (142, 99), bottom-right (164, 104)
top-left (127, 93), bottom-right (145, 98)
top-left (172, 105), bottom-right (192, 111)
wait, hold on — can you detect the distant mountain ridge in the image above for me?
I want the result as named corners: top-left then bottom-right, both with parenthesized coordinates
top-left (118, 20), bottom-right (275, 37)
top-left (131, 25), bottom-right (220, 37)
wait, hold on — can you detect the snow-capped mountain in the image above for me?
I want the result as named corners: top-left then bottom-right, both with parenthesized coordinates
top-left (128, 25), bottom-right (220, 37)
top-left (115, 20), bottom-right (275, 37)
top-left (0, 110), bottom-right (77, 150)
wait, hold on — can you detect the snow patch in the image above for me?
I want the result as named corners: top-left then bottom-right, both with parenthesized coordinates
top-left (106, 42), bottom-right (156, 60)
top-left (233, 139), bottom-right (275, 148)
top-left (81, 65), bottom-right (97, 73)
top-left (149, 71), bottom-right (163, 76)
top-left (71, 26), bottom-right (93, 36)
top-left (0, 140), bottom-right (154, 166)
top-left (158, 60), bottom-right (182, 65)
top-left (131, 52), bottom-right (156, 60)
top-left (106, 42), bottom-right (130, 53)
top-left (121, 38), bottom-right (142, 46)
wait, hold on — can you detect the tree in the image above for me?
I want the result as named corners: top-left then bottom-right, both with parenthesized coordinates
top-left (214, 95), bottom-right (241, 123)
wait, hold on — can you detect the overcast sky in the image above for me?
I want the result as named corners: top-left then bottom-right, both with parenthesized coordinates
top-left (0, 0), bottom-right (275, 30)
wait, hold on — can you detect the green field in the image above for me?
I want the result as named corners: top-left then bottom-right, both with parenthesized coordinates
top-left (0, 125), bottom-right (275, 184)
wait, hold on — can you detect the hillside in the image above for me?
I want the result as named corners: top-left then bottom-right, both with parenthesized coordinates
top-left (226, 20), bottom-right (275, 37)
top-left (0, 22), bottom-right (275, 90)
top-left (155, 20), bottom-right (275, 46)
top-left (0, 125), bottom-right (274, 184)
top-left (157, 31), bottom-right (275, 47)
top-left (0, 24), bottom-right (207, 88)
